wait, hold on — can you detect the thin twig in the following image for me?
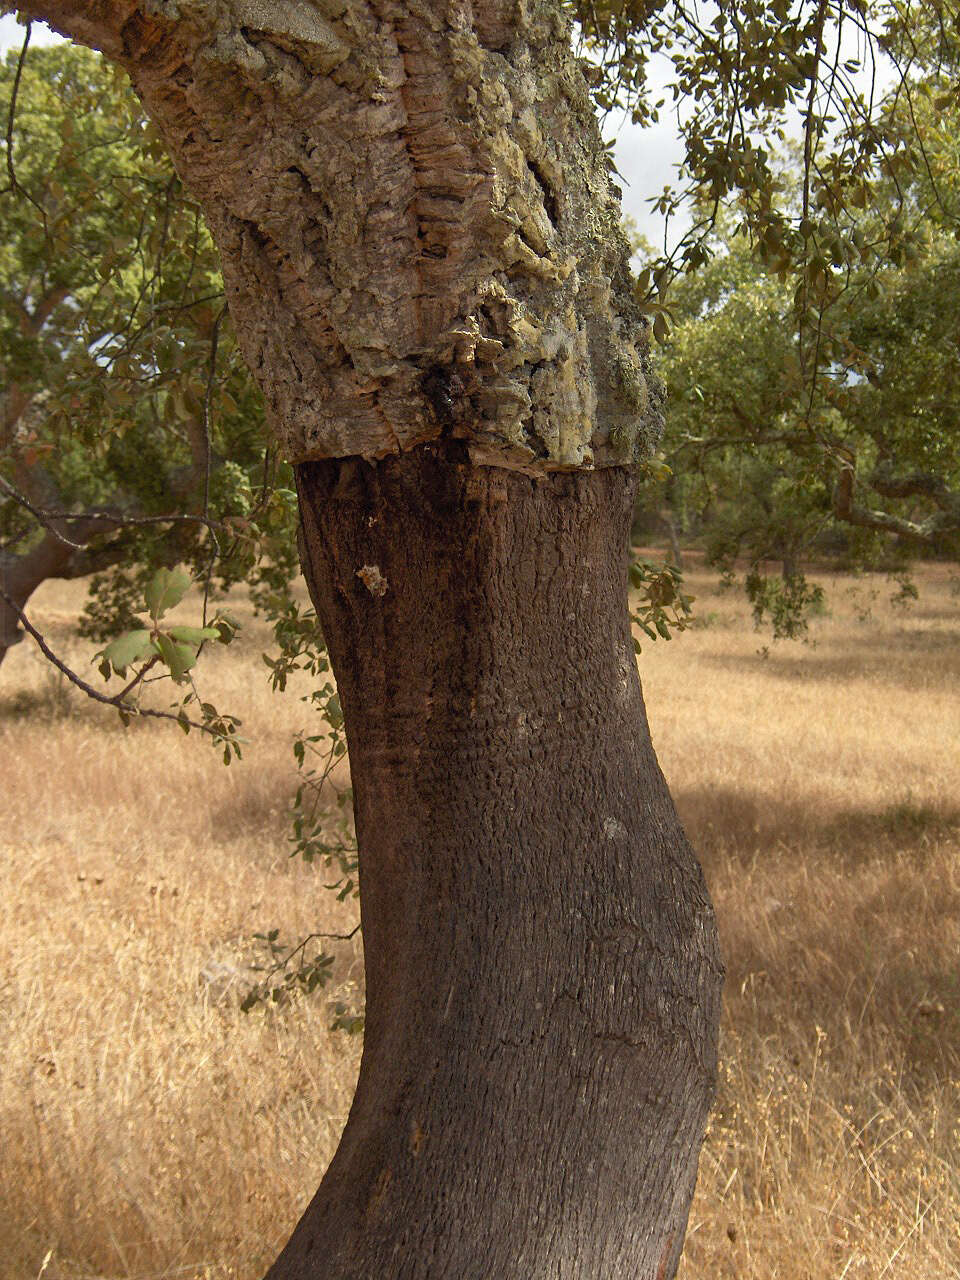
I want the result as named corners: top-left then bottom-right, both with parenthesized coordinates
top-left (799, 0), bottom-right (830, 378)
top-left (201, 305), bottom-right (226, 628)
top-left (0, 588), bottom-right (226, 738)
top-left (255, 924), bottom-right (362, 987)
top-left (2, 22), bottom-right (49, 235)
top-left (114, 654), bottom-right (160, 701)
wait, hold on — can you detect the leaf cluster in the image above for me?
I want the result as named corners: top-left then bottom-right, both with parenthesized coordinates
top-left (94, 565), bottom-right (243, 755)
top-left (629, 556), bottom-right (696, 648)
top-left (581, 0), bottom-right (960, 374)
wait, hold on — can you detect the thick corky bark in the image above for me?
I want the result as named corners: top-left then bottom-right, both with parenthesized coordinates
top-left (26, 0), bottom-right (661, 470)
top-left (280, 446), bottom-right (723, 1278)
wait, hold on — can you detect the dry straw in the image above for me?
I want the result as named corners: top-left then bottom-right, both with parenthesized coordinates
top-left (1, 561), bottom-right (957, 1278)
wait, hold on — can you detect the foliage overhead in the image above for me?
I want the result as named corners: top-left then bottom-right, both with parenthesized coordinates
top-left (578, 1), bottom-right (960, 316)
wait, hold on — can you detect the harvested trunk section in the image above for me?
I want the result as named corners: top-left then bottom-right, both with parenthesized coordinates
top-left (272, 446), bottom-right (723, 1279)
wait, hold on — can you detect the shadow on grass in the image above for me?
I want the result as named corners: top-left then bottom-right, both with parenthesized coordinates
top-left (683, 784), bottom-right (960, 1086)
top-left (908, 604), bottom-right (960, 624)
top-left (677, 784), bottom-right (960, 865)
top-left (0, 672), bottom-right (81, 723)
top-left (703, 630), bottom-right (960, 687)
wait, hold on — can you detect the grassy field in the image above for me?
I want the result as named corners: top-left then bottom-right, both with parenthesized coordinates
top-left (0, 559), bottom-right (957, 1279)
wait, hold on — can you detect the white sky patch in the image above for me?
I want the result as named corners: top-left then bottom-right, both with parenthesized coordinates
top-left (609, 111), bottom-right (688, 245)
top-left (604, 50), bottom-right (691, 247)
top-left (0, 14), bottom-right (62, 49)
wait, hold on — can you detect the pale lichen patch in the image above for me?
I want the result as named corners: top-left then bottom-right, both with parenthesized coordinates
top-left (357, 564), bottom-right (389, 595)
top-left (232, 0), bottom-right (350, 64)
top-left (603, 816), bottom-right (628, 841)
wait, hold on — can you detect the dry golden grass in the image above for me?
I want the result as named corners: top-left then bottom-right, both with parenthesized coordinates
top-left (640, 560), bottom-right (960, 1280)
top-left (1, 560), bottom-right (958, 1279)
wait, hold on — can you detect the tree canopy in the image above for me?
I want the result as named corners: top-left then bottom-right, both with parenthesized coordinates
top-left (0, 41), bottom-right (297, 665)
top-left (651, 204), bottom-right (960, 563)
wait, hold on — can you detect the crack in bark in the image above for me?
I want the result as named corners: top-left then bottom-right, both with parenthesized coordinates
top-left (527, 155), bottom-right (559, 226)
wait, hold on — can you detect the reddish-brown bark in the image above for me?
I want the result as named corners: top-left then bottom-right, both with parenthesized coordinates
top-left (271, 445), bottom-right (723, 1278)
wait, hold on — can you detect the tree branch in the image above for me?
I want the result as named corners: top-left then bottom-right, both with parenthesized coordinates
top-left (833, 457), bottom-right (960, 543)
top-left (1, 20), bottom-right (48, 233)
top-left (0, 586), bottom-right (228, 737)
top-left (0, 473), bottom-right (228, 552)
top-left (12, 2), bottom-right (133, 59)
top-left (869, 465), bottom-right (960, 510)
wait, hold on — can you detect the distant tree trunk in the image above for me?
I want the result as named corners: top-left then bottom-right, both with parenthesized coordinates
top-left (0, 525), bottom-right (122, 668)
top-left (0, 554), bottom-right (33, 663)
top-left (662, 509), bottom-right (684, 569)
top-left (0, 529), bottom-right (104, 670)
top-left (269, 446), bottom-right (723, 1279)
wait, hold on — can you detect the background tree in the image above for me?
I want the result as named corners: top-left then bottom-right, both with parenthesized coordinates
top-left (656, 218), bottom-right (959, 542)
top-left (638, 106), bottom-right (960, 632)
top-left (0, 42), bottom-right (298, 668)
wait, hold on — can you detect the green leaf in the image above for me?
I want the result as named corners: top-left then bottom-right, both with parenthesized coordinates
top-left (214, 613), bottom-right (241, 644)
top-left (144, 568), bottom-right (192, 622)
top-left (99, 628), bottom-right (154, 673)
top-left (153, 632), bottom-right (198, 682)
top-left (167, 625), bottom-right (221, 645)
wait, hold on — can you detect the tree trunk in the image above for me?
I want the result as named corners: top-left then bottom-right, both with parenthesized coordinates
top-left (0, 525), bottom-right (132, 669)
top-left (21, 7), bottom-right (725, 1271)
top-left (662, 510), bottom-right (684, 570)
top-left (272, 445), bottom-right (723, 1280)
top-left (0, 535), bottom-right (81, 667)
top-left (0, 557), bottom-right (30, 664)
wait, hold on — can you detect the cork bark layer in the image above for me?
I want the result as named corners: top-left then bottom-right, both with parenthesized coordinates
top-left (27, 0), bottom-right (662, 471)
top-left (277, 446), bottom-right (723, 1278)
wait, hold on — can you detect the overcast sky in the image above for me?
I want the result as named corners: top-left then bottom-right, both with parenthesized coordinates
top-left (0, 14), bottom-right (688, 242)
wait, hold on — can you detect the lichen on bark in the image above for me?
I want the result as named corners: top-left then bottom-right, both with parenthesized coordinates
top-left (34, 0), bottom-right (663, 472)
